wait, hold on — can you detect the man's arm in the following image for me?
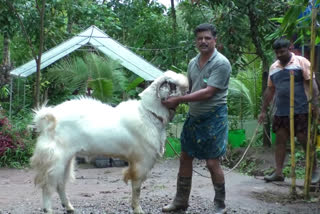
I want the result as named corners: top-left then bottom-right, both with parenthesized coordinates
top-left (304, 79), bottom-right (319, 110)
top-left (258, 86), bottom-right (275, 124)
top-left (312, 79), bottom-right (319, 106)
top-left (161, 86), bottom-right (219, 109)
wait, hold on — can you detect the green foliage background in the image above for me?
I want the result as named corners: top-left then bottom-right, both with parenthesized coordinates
top-left (0, 0), bottom-right (318, 167)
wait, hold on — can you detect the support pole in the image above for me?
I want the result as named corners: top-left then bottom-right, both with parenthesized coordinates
top-left (23, 79), bottom-right (26, 108)
top-left (304, 1), bottom-right (318, 199)
top-left (9, 77), bottom-right (13, 118)
top-left (289, 70), bottom-right (296, 196)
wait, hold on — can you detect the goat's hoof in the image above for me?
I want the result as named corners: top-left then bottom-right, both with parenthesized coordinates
top-left (62, 203), bottom-right (75, 213)
top-left (43, 208), bottom-right (53, 214)
top-left (133, 205), bottom-right (145, 214)
top-left (66, 206), bottom-right (75, 213)
top-left (133, 211), bottom-right (145, 214)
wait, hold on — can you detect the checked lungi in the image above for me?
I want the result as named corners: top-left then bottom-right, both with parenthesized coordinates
top-left (180, 104), bottom-right (228, 160)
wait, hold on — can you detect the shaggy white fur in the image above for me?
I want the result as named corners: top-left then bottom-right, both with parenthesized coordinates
top-left (30, 70), bottom-right (188, 214)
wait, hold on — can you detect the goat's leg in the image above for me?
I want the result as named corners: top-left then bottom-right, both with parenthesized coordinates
top-left (131, 159), bottom-right (155, 214)
top-left (42, 186), bottom-right (53, 214)
top-left (57, 183), bottom-right (74, 213)
top-left (131, 178), bottom-right (144, 214)
top-left (57, 158), bottom-right (75, 213)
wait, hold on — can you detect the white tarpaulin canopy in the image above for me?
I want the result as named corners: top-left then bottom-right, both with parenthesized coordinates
top-left (10, 25), bottom-right (163, 80)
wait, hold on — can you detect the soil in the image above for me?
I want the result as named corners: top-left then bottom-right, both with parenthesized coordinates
top-left (0, 148), bottom-right (320, 214)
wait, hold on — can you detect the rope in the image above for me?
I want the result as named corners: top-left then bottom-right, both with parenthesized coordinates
top-left (225, 124), bottom-right (261, 175)
top-left (165, 123), bottom-right (262, 178)
top-left (165, 141), bottom-right (210, 178)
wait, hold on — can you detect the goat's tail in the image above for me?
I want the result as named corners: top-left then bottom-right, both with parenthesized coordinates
top-left (30, 107), bottom-right (60, 188)
top-left (32, 106), bottom-right (57, 134)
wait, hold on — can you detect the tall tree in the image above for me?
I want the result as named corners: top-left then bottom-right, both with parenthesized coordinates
top-left (34, 0), bottom-right (46, 108)
top-left (0, 0), bottom-right (21, 87)
top-left (170, 0), bottom-right (177, 64)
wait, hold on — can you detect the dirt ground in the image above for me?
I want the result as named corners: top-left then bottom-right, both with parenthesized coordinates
top-left (1, 152), bottom-right (320, 214)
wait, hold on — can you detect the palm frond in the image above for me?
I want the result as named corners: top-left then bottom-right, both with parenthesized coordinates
top-left (45, 53), bottom-right (130, 104)
top-left (88, 78), bottom-right (113, 103)
top-left (228, 77), bottom-right (254, 118)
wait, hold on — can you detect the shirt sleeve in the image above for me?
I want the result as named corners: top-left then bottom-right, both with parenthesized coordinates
top-left (267, 63), bottom-right (276, 87)
top-left (300, 57), bottom-right (314, 80)
top-left (187, 62), bottom-right (193, 92)
top-left (207, 63), bottom-right (231, 90)
top-left (267, 71), bottom-right (273, 87)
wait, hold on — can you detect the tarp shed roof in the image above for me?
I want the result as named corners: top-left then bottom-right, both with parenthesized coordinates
top-left (10, 25), bottom-right (163, 81)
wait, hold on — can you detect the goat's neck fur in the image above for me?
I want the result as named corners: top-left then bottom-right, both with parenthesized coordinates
top-left (148, 109), bottom-right (164, 123)
top-left (139, 80), bottom-right (170, 125)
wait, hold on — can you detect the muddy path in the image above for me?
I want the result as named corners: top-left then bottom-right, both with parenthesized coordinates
top-left (0, 158), bottom-right (319, 214)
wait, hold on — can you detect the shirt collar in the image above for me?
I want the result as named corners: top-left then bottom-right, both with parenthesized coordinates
top-left (195, 48), bottom-right (218, 64)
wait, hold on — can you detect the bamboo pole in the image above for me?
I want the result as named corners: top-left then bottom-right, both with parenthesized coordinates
top-left (290, 70), bottom-right (296, 196)
top-left (304, 1), bottom-right (318, 199)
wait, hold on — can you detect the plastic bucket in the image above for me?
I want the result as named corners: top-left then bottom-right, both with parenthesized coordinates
top-left (228, 129), bottom-right (246, 148)
top-left (165, 137), bottom-right (181, 157)
top-left (271, 132), bottom-right (276, 144)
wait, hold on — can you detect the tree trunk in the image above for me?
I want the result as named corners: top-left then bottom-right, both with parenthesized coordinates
top-left (248, 5), bottom-right (271, 147)
top-left (67, 11), bottom-right (73, 34)
top-left (171, 0), bottom-right (177, 65)
top-left (2, 32), bottom-right (11, 67)
top-left (0, 32), bottom-right (12, 88)
top-left (261, 62), bottom-right (271, 147)
top-left (34, 0), bottom-right (46, 108)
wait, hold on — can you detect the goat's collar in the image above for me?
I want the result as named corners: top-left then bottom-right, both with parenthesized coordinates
top-left (147, 108), bottom-right (176, 124)
top-left (149, 110), bottom-right (164, 123)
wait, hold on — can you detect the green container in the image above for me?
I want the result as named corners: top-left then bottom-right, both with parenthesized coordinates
top-left (164, 137), bottom-right (181, 158)
top-left (271, 132), bottom-right (276, 144)
top-left (228, 129), bottom-right (246, 148)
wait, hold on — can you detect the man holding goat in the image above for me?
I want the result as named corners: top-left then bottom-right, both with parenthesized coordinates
top-left (161, 23), bottom-right (231, 214)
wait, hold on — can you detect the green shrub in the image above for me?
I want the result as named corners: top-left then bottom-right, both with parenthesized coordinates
top-left (0, 112), bottom-right (35, 168)
top-left (283, 150), bottom-right (309, 179)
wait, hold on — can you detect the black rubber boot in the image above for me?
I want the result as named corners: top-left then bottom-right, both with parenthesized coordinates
top-left (214, 183), bottom-right (226, 214)
top-left (162, 176), bottom-right (192, 212)
top-left (264, 172), bottom-right (285, 182)
top-left (311, 168), bottom-right (320, 184)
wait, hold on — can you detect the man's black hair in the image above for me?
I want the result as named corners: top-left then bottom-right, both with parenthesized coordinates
top-left (194, 23), bottom-right (217, 37)
top-left (273, 37), bottom-right (291, 50)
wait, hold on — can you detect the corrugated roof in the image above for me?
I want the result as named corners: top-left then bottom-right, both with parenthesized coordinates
top-left (10, 26), bottom-right (163, 81)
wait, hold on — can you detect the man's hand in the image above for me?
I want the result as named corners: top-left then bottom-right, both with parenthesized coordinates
top-left (161, 96), bottom-right (181, 109)
top-left (258, 111), bottom-right (267, 124)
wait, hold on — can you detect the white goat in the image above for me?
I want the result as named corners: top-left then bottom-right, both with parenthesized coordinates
top-left (30, 70), bottom-right (188, 214)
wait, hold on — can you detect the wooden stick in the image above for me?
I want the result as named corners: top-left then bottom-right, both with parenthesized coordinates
top-left (290, 70), bottom-right (296, 196)
top-left (304, 2), bottom-right (318, 199)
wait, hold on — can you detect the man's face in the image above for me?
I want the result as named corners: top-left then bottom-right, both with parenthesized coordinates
top-left (195, 30), bottom-right (216, 55)
top-left (275, 47), bottom-right (291, 63)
